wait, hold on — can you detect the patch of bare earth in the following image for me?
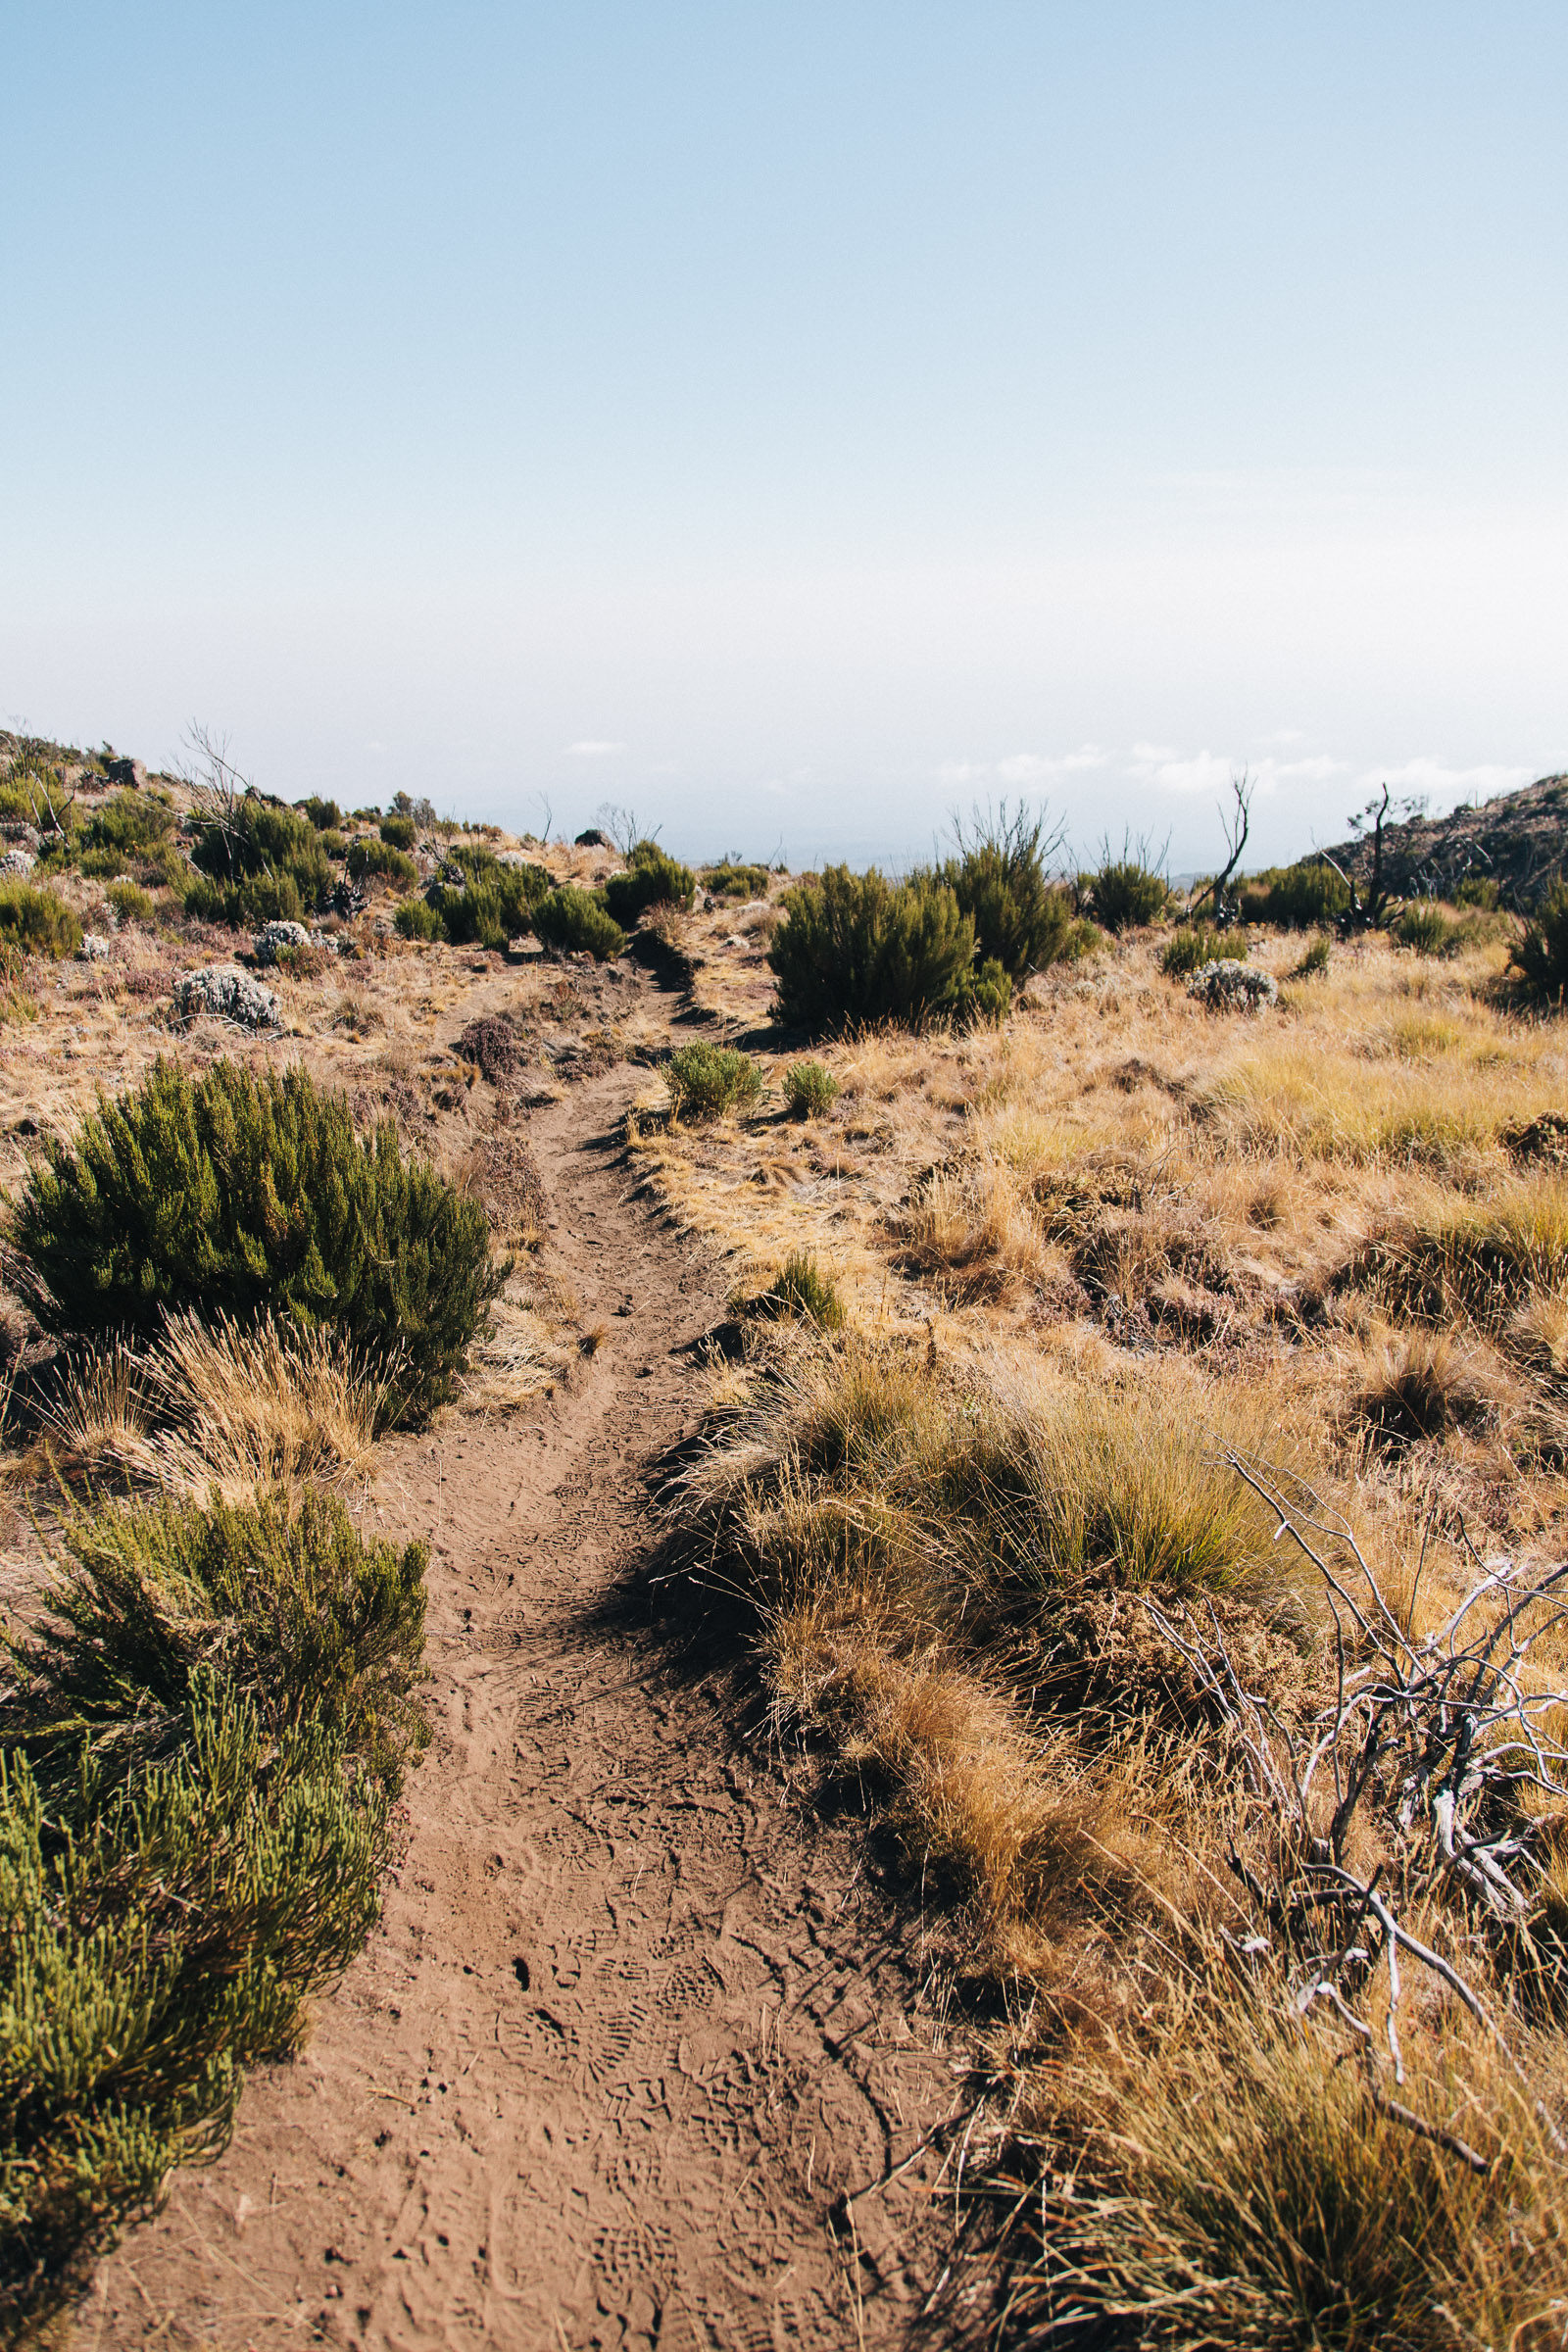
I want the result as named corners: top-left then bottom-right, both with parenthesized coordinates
top-left (84, 1067), bottom-right (956, 2352)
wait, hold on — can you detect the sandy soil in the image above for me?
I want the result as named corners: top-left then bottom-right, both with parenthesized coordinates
top-left (83, 1065), bottom-right (958, 2352)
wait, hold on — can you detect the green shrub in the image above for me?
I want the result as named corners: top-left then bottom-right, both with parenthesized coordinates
top-left (0, 943), bottom-right (36, 1026)
top-left (105, 879), bottom-right (156, 925)
top-left (346, 836), bottom-right (417, 888)
top-left (702, 859), bottom-right (772, 901)
top-left (963, 955), bottom-right (1012, 1025)
top-left (783, 1059), bottom-right (840, 1117)
top-left (940, 806), bottom-right (1075, 981)
top-left (665, 1042), bottom-right (763, 1121)
top-left (1293, 930), bottom-right (1333, 978)
top-left (1395, 903), bottom-right (1460, 957)
top-left (317, 827), bottom-right (348, 859)
top-left (1087, 843), bottom-right (1169, 932)
top-left (603, 840), bottom-right (695, 927)
top-left (189, 793), bottom-right (332, 921)
top-left (1161, 922), bottom-right (1249, 977)
top-left (420, 850), bottom-right (551, 948)
top-left (1238, 858), bottom-right (1351, 929)
top-left (0, 1488), bottom-right (426, 2341)
top-left (79, 789), bottom-right (173, 866)
top-left (767, 864), bottom-right (976, 1032)
top-left (394, 895), bottom-right (445, 942)
top-left (13, 1058), bottom-right (502, 1420)
top-left (298, 795), bottom-right (342, 831)
top-left (0, 764), bottom-right (75, 835)
top-left (378, 814), bottom-right (417, 852)
top-left (753, 1250), bottom-right (846, 1330)
top-left (0, 882), bottom-right (81, 959)
top-left (1511, 881), bottom-right (1568, 1000)
top-left (532, 886), bottom-right (626, 959)
top-left (1455, 873), bottom-right (1500, 910)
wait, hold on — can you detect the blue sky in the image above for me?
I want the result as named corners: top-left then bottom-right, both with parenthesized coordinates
top-left (4, 4), bottom-right (1565, 867)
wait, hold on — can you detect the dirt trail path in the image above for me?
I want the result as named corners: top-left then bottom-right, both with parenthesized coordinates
top-left (90, 1063), bottom-right (956, 2352)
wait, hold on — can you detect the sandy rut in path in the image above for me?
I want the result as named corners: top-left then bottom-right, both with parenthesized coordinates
top-left (90, 1063), bottom-right (957, 2351)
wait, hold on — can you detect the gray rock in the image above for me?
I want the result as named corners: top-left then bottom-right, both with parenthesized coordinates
top-left (1186, 958), bottom-right (1279, 1012)
top-left (0, 849), bottom-right (36, 877)
top-left (78, 932), bottom-right (114, 961)
top-left (252, 918), bottom-right (312, 965)
top-left (174, 962), bottom-right (281, 1029)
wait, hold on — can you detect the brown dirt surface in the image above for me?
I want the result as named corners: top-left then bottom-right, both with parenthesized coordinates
top-left (81, 1066), bottom-right (958, 2352)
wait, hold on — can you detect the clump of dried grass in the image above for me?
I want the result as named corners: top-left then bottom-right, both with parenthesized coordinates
top-left (34, 1309), bottom-right (393, 1498)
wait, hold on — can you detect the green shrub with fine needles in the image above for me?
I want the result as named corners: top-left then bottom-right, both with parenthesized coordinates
top-left (188, 793), bottom-right (332, 923)
top-left (1293, 929), bottom-right (1333, 977)
top-left (702, 858), bottom-right (771, 901)
top-left (105, 879), bottom-right (157, 925)
top-left (394, 894), bottom-right (446, 942)
top-left (1161, 922), bottom-right (1248, 977)
top-left (1511, 880), bottom-right (1568, 1000)
top-left (767, 864), bottom-right (977, 1032)
top-left (346, 835), bottom-right (417, 888)
top-left (0, 1488), bottom-right (427, 2342)
top-left (0, 881), bottom-right (82, 959)
top-left (1394, 902), bottom-right (1460, 957)
top-left (753, 1250), bottom-right (846, 1329)
top-left (532, 885), bottom-right (626, 959)
top-left (602, 840), bottom-right (695, 927)
top-left (419, 848), bottom-right (552, 948)
top-left (940, 804), bottom-right (1076, 982)
top-left (297, 795), bottom-right (342, 831)
top-left (378, 813), bottom-right (417, 851)
top-left (1238, 858), bottom-right (1351, 929)
top-left (783, 1059), bottom-right (840, 1117)
top-left (1086, 838), bottom-right (1169, 933)
top-left (12, 1057), bottom-right (502, 1420)
top-left (664, 1042), bottom-right (763, 1121)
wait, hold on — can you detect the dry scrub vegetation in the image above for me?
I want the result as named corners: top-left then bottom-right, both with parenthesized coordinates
top-left (631, 918), bottom-right (1568, 2347)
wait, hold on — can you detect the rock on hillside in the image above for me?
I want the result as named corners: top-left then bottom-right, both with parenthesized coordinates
top-left (1323, 772), bottom-right (1568, 906)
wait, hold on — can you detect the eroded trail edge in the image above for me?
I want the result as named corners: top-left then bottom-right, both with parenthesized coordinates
top-left (91, 1067), bottom-right (954, 2352)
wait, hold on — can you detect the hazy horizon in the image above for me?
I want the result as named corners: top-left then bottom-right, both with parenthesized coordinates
top-left (6, 5), bottom-right (1565, 872)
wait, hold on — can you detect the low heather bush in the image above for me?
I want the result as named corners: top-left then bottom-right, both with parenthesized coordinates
top-left (532, 886), bottom-right (626, 959)
top-left (378, 813), bottom-right (417, 851)
top-left (1511, 880), bottom-right (1568, 1000)
top-left (665, 1042), bottom-right (763, 1121)
top-left (297, 795), bottom-right (342, 830)
top-left (602, 840), bottom-right (695, 927)
top-left (768, 864), bottom-right (976, 1032)
top-left (0, 1488), bottom-right (426, 2341)
top-left (1086, 838), bottom-right (1169, 932)
top-left (702, 858), bottom-right (772, 901)
top-left (783, 1059), bottom-right (840, 1117)
top-left (346, 836), bottom-right (417, 889)
top-left (12, 1057), bottom-right (501, 1419)
top-left (1394, 903), bottom-right (1460, 957)
top-left (1237, 858), bottom-right (1351, 929)
top-left (1161, 922), bottom-right (1247, 977)
top-left (0, 881), bottom-right (81, 958)
top-left (940, 805), bottom-right (1075, 982)
top-left (394, 894), bottom-right (445, 941)
top-left (188, 794), bottom-right (332, 925)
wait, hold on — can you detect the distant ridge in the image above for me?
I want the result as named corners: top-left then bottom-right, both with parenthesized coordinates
top-left (1317, 771), bottom-right (1568, 906)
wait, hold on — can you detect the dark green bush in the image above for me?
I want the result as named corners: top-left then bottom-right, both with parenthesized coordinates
top-left (1512, 881), bottom-right (1568, 1000)
top-left (13, 1058), bottom-right (502, 1419)
top-left (603, 841), bottom-right (695, 927)
top-left (1293, 930), bottom-right (1333, 978)
top-left (378, 814), bottom-right (417, 852)
top-left (394, 895), bottom-right (445, 942)
top-left (0, 764), bottom-right (75, 835)
top-left (1237, 859), bottom-right (1351, 929)
top-left (0, 882), bottom-right (82, 959)
top-left (317, 827), bottom-right (348, 859)
top-left (1394, 903), bottom-right (1460, 957)
top-left (532, 886), bottom-right (626, 959)
top-left (420, 849), bottom-right (551, 948)
top-left (940, 806), bottom-right (1074, 982)
top-left (753, 1249), bottom-right (846, 1330)
top-left (664, 1043), bottom-right (763, 1121)
top-left (702, 859), bottom-right (772, 901)
top-left (346, 836), bottom-right (417, 888)
top-left (1087, 841), bottom-right (1169, 933)
top-left (105, 879), bottom-right (156, 925)
top-left (297, 795), bottom-right (342, 831)
top-left (77, 789), bottom-right (175, 879)
top-left (0, 1488), bottom-right (426, 2341)
top-left (963, 956), bottom-right (1012, 1025)
top-left (189, 793), bottom-right (332, 921)
top-left (783, 1059), bottom-right (840, 1117)
top-left (1455, 874), bottom-right (1500, 910)
top-left (767, 864), bottom-right (976, 1032)
top-left (1161, 922), bottom-right (1248, 977)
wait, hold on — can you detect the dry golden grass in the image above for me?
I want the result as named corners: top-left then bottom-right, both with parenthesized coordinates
top-left (28, 1310), bottom-right (389, 1500)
